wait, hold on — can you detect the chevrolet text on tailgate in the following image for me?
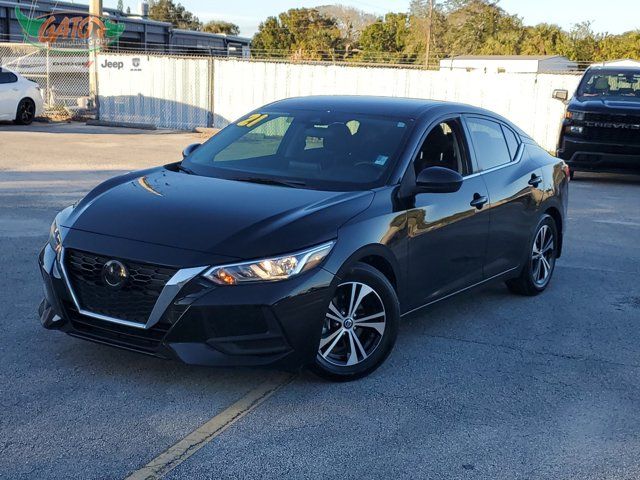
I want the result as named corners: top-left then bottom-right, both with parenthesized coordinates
top-left (553, 66), bottom-right (640, 178)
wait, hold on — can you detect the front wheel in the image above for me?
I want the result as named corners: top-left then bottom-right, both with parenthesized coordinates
top-left (311, 263), bottom-right (399, 381)
top-left (506, 214), bottom-right (558, 296)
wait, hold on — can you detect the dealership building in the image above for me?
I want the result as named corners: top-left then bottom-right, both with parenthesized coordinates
top-left (0, 0), bottom-right (251, 56)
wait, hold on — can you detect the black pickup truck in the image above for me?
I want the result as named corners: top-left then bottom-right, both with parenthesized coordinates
top-left (554, 66), bottom-right (640, 178)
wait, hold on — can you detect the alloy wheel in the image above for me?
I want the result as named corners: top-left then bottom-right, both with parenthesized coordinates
top-left (531, 224), bottom-right (554, 287)
top-left (318, 281), bottom-right (386, 367)
top-left (19, 101), bottom-right (34, 123)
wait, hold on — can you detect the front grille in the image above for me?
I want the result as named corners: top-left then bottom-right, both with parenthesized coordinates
top-left (65, 249), bottom-right (177, 324)
top-left (584, 127), bottom-right (640, 146)
top-left (585, 112), bottom-right (640, 124)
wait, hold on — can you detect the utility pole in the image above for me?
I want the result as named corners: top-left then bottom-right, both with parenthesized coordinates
top-left (89, 0), bottom-right (103, 113)
top-left (425, 0), bottom-right (434, 68)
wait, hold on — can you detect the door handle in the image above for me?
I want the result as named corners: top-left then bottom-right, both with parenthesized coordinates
top-left (528, 174), bottom-right (542, 187)
top-left (470, 193), bottom-right (488, 209)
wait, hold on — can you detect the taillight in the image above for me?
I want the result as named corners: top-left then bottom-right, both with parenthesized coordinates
top-left (562, 163), bottom-right (571, 181)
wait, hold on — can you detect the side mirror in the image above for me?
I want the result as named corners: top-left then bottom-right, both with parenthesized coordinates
top-left (552, 89), bottom-right (568, 102)
top-left (416, 167), bottom-right (463, 194)
top-left (182, 143), bottom-right (201, 158)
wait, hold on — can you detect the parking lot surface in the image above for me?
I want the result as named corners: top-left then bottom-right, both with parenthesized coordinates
top-left (1, 123), bottom-right (640, 479)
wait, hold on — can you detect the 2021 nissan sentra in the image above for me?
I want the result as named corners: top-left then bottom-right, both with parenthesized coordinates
top-left (39, 96), bottom-right (569, 380)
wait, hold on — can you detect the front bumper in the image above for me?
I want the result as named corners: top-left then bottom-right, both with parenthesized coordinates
top-left (38, 243), bottom-right (336, 371)
top-left (558, 136), bottom-right (640, 174)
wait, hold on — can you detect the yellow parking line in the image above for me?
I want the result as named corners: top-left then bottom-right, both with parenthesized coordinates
top-left (125, 372), bottom-right (296, 480)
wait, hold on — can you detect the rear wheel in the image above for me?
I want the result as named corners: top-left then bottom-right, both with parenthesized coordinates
top-left (14, 98), bottom-right (35, 125)
top-left (311, 263), bottom-right (399, 381)
top-left (506, 214), bottom-right (558, 296)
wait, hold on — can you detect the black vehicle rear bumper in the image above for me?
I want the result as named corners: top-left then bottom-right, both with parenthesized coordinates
top-left (558, 136), bottom-right (640, 174)
top-left (38, 244), bottom-right (336, 371)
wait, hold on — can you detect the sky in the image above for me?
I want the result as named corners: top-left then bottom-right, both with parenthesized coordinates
top-left (105, 0), bottom-right (640, 38)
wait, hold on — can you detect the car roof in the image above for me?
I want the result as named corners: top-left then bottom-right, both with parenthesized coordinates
top-left (262, 95), bottom-right (493, 119)
top-left (587, 66), bottom-right (640, 74)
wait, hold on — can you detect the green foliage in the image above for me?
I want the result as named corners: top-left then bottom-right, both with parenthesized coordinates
top-left (358, 13), bottom-right (413, 62)
top-left (252, 8), bottom-right (344, 61)
top-left (252, 0), bottom-right (640, 65)
top-left (148, 0), bottom-right (201, 30)
top-left (202, 20), bottom-right (240, 36)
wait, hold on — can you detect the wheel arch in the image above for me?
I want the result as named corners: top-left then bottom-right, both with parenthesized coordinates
top-left (544, 206), bottom-right (563, 258)
top-left (333, 244), bottom-right (402, 297)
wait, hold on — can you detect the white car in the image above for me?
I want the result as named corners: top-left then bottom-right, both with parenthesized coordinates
top-left (0, 67), bottom-right (44, 125)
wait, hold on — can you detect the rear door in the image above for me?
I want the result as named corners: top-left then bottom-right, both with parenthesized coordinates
top-left (463, 115), bottom-right (545, 278)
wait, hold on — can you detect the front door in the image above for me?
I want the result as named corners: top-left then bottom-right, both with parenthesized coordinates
top-left (406, 118), bottom-right (491, 309)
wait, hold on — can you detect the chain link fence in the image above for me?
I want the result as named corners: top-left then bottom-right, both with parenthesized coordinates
top-left (0, 42), bottom-right (90, 116)
top-left (97, 51), bottom-right (212, 130)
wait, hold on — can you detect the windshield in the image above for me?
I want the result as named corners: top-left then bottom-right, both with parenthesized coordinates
top-left (183, 110), bottom-right (412, 191)
top-left (577, 70), bottom-right (640, 100)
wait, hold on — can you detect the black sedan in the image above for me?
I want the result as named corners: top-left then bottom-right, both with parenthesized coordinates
top-left (39, 96), bottom-right (569, 381)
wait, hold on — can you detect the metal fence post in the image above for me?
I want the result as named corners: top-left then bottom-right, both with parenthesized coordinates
top-left (45, 43), bottom-right (50, 107)
top-left (207, 57), bottom-right (214, 128)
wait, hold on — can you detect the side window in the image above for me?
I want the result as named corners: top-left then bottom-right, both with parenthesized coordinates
top-left (214, 115), bottom-right (293, 161)
top-left (466, 117), bottom-right (512, 171)
top-left (414, 119), bottom-right (468, 176)
top-left (0, 72), bottom-right (18, 84)
top-left (502, 125), bottom-right (521, 160)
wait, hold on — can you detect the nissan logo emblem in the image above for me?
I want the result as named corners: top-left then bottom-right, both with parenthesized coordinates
top-left (102, 260), bottom-right (129, 290)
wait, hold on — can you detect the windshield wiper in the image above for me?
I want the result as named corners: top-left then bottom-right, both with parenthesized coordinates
top-left (177, 163), bottom-right (195, 175)
top-left (233, 177), bottom-right (307, 188)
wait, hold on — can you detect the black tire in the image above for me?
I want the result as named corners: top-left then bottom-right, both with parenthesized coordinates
top-left (506, 214), bottom-right (558, 296)
top-left (569, 169), bottom-right (575, 180)
top-left (14, 98), bottom-right (35, 125)
top-left (311, 263), bottom-right (399, 381)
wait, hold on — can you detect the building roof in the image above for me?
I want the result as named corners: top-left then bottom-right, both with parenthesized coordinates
top-left (442, 55), bottom-right (567, 61)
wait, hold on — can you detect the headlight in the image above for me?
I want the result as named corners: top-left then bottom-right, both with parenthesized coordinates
top-left (203, 242), bottom-right (334, 285)
top-left (49, 220), bottom-right (62, 254)
top-left (565, 110), bottom-right (585, 121)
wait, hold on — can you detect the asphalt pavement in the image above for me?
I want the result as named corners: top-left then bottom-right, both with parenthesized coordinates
top-left (1, 123), bottom-right (639, 480)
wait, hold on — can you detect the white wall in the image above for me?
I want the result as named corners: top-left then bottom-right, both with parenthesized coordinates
top-left (213, 59), bottom-right (581, 152)
top-left (96, 54), bottom-right (582, 151)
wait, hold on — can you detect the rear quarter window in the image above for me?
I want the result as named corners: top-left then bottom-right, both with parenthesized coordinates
top-left (501, 125), bottom-right (521, 160)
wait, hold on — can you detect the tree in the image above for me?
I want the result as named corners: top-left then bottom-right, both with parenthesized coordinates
top-left (252, 8), bottom-right (344, 61)
top-left (117, 0), bottom-right (124, 12)
top-left (405, 1), bottom-right (448, 66)
top-left (563, 22), bottom-right (601, 62)
top-left (599, 30), bottom-right (640, 61)
top-left (148, 0), bottom-right (201, 30)
top-left (316, 4), bottom-right (377, 48)
top-left (520, 24), bottom-right (569, 56)
top-left (203, 20), bottom-right (240, 36)
top-left (442, 0), bottom-right (524, 56)
top-left (358, 13), bottom-right (416, 63)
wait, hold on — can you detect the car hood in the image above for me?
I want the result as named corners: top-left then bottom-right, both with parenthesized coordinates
top-left (571, 96), bottom-right (640, 114)
top-left (63, 167), bottom-right (374, 259)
